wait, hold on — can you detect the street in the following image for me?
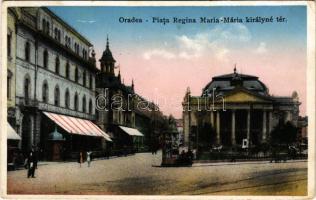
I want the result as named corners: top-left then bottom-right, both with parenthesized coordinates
top-left (7, 151), bottom-right (307, 195)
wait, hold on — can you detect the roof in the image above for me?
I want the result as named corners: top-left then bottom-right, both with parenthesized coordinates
top-left (99, 37), bottom-right (116, 63)
top-left (20, 7), bottom-right (93, 46)
top-left (202, 69), bottom-right (268, 97)
top-left (42, 7), bottom-right (93, 46)
top-left (213, 73), bottom-right (258, 80)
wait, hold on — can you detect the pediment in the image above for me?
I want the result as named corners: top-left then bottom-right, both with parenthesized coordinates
top-left (217, 90), bottom-right (270, 103)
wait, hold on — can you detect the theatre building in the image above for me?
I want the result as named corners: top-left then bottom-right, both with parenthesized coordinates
top-left (182, 68), bottom-right (300, 150)
top-left (13, 7), bottom-right (111, 160)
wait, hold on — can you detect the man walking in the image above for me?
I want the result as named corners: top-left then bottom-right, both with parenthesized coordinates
top-left (27, 149), bottom-right (37, 178)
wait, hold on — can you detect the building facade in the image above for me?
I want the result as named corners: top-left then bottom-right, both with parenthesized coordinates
top-left (96, 39), bottom-right (164, 153)
top-left (12, 7), bottom-right (108, 159)
top-left (7, 8), bottom-right (18, 127)
top-left (182, 68), bottom-right (300, 150)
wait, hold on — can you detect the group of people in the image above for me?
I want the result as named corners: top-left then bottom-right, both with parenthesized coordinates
top-left (177, 150), bottom-right (194, 166)
top-left (78, 151), bottom-right (92, 167)
top-left (24, 148), bottom-right (93, 179)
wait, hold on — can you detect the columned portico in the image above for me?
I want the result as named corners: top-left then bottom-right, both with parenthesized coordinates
top-left (268, 111), bottom-right (273, 134)
top-left (183, 68), bottom-right (300, 151)
top-left (210, 111), bottom-right (214, 127)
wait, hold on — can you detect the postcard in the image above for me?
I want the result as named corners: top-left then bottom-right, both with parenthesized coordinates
top-left (1, 1), bottom-right (315, 199)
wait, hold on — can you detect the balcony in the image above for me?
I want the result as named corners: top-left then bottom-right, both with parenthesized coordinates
top-left (16, 97), bottom-right (38, 112)
top-left (38, 102), bottom-right (96, 121)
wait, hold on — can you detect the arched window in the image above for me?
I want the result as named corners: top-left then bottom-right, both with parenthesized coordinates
top-left (74, 93), bottom-right (78, 111)
top-left (82, 49), bottom-right (87, 59)
top-left (24, 74), bottom-right (30, 103)
top-left (46, 21), bottom-right (50, 35)
top-left (82, 70), bottom-right (86, 87)
top-left (25, 42), bottom-right (30, 62)
top-left (55, 56), bottom-right (60, 74)
top-left (65, 61), bottom-right (70, 79)
top-left (75, 67), bottom-right (79, 82)
top-left (89, 74), bottom-right (93, 89)
top-left (89, 99), bottom-right (93, 114)
top-left (65, 89), bottom-right (70, 108)
top-left (42, 19), bottom-right (46, 32)
top-left (42, 80), bottom-right (49, 103)
top-left (54, 28), bottom-right (60, 41)
top-left (74, 43), bottom-right (79, 54)
top-left (65, 36), bottom-right (68, 47)
top-left (7, 31), bottom-right (12, 57)
top-left (82, 96), bottom-right (86, 113)
top-left (54, 85), bottom-right (60, 106)
top-left (43, 49), bottom-right (48, 68)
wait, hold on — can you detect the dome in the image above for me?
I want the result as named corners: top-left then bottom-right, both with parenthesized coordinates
top-left (99, 37), bottom-right (116, 63)
top-left (202, 69), bottom-right (268, 97)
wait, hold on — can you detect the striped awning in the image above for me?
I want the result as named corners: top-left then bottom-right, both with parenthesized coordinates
top-left (43, 112), bottom-right (112, 142)
top-left (119, 126), bottom-right (144, 137)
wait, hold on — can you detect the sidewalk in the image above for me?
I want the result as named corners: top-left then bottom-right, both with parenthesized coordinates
top-left (193, 159), bottom-right (307, 167)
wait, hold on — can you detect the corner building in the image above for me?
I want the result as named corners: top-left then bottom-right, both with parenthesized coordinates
top-left (13, 7), bottom-right (111, 160)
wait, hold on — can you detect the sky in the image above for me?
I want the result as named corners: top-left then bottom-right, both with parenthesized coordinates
top-left (49, 6), bottom-right (307, 118)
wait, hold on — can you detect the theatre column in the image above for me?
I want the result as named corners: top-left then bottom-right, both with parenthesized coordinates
top-left (210, 111), bottom-right (214, 144)
top-left (210, 111), bottom-right (214, 127)
top-left (231, 110), bottom-right (236, 145)
top-left (247, 109), bottom-right (251, 142)
top-left (216, 111), bottom-right (220, 144)
top-left (268, 111), bottom-right (273, 134)
top-left (262, 110), bottom-right (267, 142)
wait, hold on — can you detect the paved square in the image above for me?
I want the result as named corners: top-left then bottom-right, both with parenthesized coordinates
top-left (7, 152), bottom-right (307, 195)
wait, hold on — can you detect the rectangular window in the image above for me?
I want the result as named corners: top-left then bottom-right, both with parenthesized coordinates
top-left (7, 33), bottom-right (11, 57)
top-left (7, 75), bottom-right (11, 99)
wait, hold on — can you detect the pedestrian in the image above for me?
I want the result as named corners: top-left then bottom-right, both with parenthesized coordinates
top-left (33, 146), bottom-right (39, 169)
top-left (78, 151), bottom-right (83, 167)
top-left (86, 151), bottom-right (92, 167)
top-left (27, 150), bottom-right (36, 178)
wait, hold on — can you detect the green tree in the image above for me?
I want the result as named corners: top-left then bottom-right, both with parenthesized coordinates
top-left (269, 121), bottom-right (298, 146)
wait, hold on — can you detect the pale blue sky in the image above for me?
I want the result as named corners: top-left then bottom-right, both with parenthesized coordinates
top-left (49, 6), bottom-right (306, 53)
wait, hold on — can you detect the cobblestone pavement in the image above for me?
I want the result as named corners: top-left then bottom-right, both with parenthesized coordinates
top-left (7, 151), bottom-right (307, 195)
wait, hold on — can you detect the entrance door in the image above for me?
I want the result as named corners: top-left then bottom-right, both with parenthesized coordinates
top-left (22, 115), bottom-right (31, 153)
top-left (22, 115), bottom-right (31, 154)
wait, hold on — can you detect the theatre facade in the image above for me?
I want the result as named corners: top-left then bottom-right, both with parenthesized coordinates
top-left (182, 68), bottom-right (300, 150)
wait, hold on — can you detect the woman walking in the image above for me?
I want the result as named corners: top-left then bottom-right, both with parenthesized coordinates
top-left (86, 151), bottom-right (92, 167)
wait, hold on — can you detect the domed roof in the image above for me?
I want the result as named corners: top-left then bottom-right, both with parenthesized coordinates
top-left (99, 37), bottom-right (116, 63)
top-left (202, 68), bottom-right (268, 97)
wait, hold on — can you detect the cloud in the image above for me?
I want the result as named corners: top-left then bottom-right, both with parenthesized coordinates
top-left (143, 49), bottom-right (176, 60)
top-left (255, 42), bottom-right (267, 54)
top-left (142, 23), bottom-right (251, 61)
top-left (77, 20), bottom-right (96, 24)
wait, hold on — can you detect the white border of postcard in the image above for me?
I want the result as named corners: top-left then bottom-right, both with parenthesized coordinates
top-left (0, 1), bottom-right (315, 199)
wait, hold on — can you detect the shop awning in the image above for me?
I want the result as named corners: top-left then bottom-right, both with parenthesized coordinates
top-left (119, 126), bottom-right (144, 137)
top-left (43, 112), bottom-right (112, 142)
top-left (7, 123), bottom-right (21, 140)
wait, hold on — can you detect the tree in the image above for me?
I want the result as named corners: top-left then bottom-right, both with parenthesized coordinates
top-left (269, 121), bottom-right (299, 146)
